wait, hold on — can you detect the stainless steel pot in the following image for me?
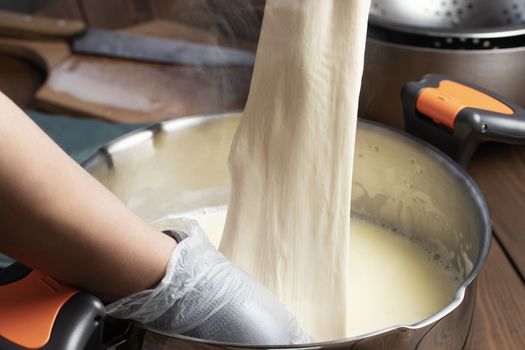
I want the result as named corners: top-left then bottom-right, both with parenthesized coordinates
top-left (361, 0), bottom-right (525, 129)
top-left (83, 113), bottom-right (491, 350)
top-left (360, 35), bottom-right (525, 129)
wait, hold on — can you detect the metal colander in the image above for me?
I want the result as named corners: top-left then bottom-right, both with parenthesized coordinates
top-left (370, 0), bottom-right (525, 29)
top-left (369, 0), bottom-right (525, 49)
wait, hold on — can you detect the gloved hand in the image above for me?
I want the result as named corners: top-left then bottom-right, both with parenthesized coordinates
top-left (105, 217), bottom-right (311, 345)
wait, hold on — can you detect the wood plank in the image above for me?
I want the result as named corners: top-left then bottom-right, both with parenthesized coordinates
top-left (0, 55), bottom-right (44, 108)
top-left (80, 0), bottom-right (153, 29)
top-left (35, 59), bottom-right (252, 123)
top-left (469, 143), bottom-right (525, 279)
top-left (36, 0), bottom-right (83, 21)
top-left (465, 238), bottom-right (525, 349)
top-left (0, 37), bottom-right (72, 70)
top-left (0, 9), bottom-right (85, 39)
top-left (0, 21), bottom-right (253, 123)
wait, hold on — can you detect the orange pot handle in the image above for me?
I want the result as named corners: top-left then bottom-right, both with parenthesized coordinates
top-left (0, 263), bottom-right (104, 350)
top-left (402, 74), bottom-right (525, 167)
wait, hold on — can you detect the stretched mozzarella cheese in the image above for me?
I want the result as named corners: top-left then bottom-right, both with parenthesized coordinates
top-left (220, 0), bottom-right (371, 340)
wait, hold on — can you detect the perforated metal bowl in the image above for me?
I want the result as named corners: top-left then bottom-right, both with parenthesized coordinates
top-left (371, 0), bottom-right (525, 30)
top-left (369, 0), bottom-right (525, 49)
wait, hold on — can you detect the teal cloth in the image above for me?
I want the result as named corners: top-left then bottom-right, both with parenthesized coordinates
top-left (0, 111), bottom-right (151, 267)
top-left (28, 110), bottom-right (150, 163)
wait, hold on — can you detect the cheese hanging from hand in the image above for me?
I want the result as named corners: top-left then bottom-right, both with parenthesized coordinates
top-left (220, 0), bottom-right (370, 341)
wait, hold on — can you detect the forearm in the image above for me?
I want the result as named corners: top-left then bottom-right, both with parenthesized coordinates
top-left (0, 92), bottom-right (175, 301)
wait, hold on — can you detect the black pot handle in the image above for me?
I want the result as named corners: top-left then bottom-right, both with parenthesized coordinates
top-left (402, 74), bottom-right (525, 168)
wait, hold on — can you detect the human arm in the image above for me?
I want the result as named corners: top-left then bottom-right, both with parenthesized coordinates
top-left (0, 92), bottom-right (310, 344)
top-left (0, 91), bottom-right (176, 301)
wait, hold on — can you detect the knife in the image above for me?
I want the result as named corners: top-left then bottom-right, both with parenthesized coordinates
top-left (0, 9), bottom-right (256, 67)
top-left (72, 28), bottom-right (256, 67)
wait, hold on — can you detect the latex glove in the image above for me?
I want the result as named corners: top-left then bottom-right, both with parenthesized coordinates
top-left (105, 217), bottom-right (311, 345)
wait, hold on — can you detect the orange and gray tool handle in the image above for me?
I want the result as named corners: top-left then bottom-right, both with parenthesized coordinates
top-left (402, 74), bottom-right (525, 167)
top-left (0, 263), bottom-right (104, 350)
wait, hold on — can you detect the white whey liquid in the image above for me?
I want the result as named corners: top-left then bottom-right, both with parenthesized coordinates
top-left (177, 207), bottom-right (458, 338)
top-left (220, 0), bottom-right (371, 340)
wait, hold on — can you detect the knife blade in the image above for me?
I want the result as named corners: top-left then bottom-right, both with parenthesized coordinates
top-left (72, 29), bottom-right (256, 67)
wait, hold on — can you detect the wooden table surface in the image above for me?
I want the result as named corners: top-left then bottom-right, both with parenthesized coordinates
top-left (0, 21), bottom-right (524, 350)
top-left (464, 143), bottom-right (525, 349)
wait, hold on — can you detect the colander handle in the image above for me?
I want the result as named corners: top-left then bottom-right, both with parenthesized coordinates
top-left (402, 74), bottom-right (525, 168)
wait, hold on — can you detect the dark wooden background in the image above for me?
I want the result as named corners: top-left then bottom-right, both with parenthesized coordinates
top-left (4, 0), bottom-right (265, 42)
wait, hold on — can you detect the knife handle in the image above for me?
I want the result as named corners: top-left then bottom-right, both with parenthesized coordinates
top-left (0, 9), bottom-right (85, 39)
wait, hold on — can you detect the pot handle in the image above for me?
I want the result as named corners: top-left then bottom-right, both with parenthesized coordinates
top-left (0, 263), bottom-right (105, 350)
top-left (401, 74), bottom-right (525, 168)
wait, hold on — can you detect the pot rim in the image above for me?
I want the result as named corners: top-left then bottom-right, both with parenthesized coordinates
top-left (83, 114), bottom-right (492, 349)
top-left (368, 16), bottom-right (525, 51)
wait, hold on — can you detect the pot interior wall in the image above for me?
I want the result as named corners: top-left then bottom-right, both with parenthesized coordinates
top-left (84, 113), bottom-right (486, 282)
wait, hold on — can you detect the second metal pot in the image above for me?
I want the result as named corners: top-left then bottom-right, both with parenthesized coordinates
top-left (360, 36), bottom-right (525, 129)
top-left (361, 0), bottom-right (525, 130)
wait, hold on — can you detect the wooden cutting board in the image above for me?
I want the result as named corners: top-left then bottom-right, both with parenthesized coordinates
top-left (0, 19), bottom-right (254, 123)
